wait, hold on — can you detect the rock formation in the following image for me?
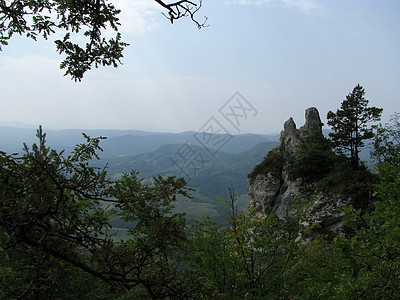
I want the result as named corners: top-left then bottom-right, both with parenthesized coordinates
top-left (247, 107), bottom-right (351, 235)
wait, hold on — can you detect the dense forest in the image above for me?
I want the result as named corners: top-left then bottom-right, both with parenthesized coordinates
top-left (1, 84), bottom-right (399, 299)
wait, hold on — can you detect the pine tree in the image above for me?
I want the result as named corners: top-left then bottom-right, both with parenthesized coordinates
top-left (327, 84), bottom-right (382, 170)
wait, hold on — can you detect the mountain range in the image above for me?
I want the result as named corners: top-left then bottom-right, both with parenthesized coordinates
top-left (0, 126), bottom-right (279, 224)
top-left (0, 126), bottom-right (279, 154)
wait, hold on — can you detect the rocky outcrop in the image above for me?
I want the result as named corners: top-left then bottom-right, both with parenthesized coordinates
top-left (248, 107), bottom-right (350, 235)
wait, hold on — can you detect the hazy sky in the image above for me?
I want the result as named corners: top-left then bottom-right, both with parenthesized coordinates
top-left (1, 0), bottom-right (399, 134)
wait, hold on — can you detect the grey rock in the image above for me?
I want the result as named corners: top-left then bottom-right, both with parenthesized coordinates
top-left (248, 107), bottom-right (350, 235)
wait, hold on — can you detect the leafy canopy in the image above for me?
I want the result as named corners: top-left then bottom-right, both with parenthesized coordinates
top-left (186, 189), bottom-right (301, 299)
top-left (0, 127), bottom-right (208, 298)
top-left (0, 0), bottom-right (206, 81)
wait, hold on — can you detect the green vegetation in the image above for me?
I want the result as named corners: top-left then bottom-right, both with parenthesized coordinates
top-left (372, 112), bottom-right (400, 167)
top-left (289, 132), bottom-right (378, 208)
top-left (316, 162), bottom-right (377, 209)
top-left (285, 160), bottom-right (400, 299)
top-left (290, 132), bottom-right (337, 183)
top-left (248, 149), bottom-right (283, 181)
top-left (1, 86), bottom-right (400, 298)
top-left (290, 84), bottom-right (383, 206)
top-left (186, 191), bottom-right (301, 299)
top-left (99, 141), bottom-right (277, 225)
top-left (0, 128), bottom-right (209, 298)
top-left (327, 84), bottom-right (383, 170)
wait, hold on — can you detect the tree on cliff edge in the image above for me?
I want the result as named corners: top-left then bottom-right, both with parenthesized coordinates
top-left (327, 84), bottom-right (382, 170)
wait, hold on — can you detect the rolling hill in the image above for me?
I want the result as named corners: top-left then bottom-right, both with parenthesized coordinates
top-left (0, 126), bottom-right (279, 224)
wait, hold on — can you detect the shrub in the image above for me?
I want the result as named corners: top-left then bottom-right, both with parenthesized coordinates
top-left (248, 150), bottom-right (283, 181)
top-left (290, 133), bottom-right (337, 183)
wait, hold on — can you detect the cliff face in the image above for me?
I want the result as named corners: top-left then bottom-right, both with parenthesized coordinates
top-left (247, 107), bottom-right (350, 234)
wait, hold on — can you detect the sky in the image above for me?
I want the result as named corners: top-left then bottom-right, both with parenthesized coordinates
top-left (0, 0), bottom-right (399, 134)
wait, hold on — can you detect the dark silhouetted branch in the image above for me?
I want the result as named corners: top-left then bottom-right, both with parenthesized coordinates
top-left (154, 0), bottom-right (208, 28)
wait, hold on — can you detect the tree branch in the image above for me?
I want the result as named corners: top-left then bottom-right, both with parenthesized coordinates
top-left (154, 0), bottom-right (208, 29)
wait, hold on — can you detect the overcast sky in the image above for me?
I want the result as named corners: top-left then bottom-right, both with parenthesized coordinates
top-left (0, 0), bottom-right (399, 134)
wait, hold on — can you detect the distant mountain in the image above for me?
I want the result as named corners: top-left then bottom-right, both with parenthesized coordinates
top-left (0, 121), bottom-right (36, 129)
top-left (0, 126), bottom-right (279, 156)
top-left (0, 127), bottom-right (173, 153)
top-left (99, 132), bottom-right (279, 157)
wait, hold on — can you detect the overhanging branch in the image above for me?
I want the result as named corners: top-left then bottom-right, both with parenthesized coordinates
top-left (154, 0), bottom-right (208, 29)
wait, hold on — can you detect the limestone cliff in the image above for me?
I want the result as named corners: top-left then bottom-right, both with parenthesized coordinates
top-left (247, 107), bottom-right (351, 234)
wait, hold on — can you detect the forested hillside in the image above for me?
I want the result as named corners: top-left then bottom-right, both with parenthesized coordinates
top-left (99, 141), bottom-right (277, 225)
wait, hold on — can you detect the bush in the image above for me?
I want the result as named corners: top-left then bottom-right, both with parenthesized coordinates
top-left (290, 133), bottom-right (337, 183)
top-left (248, 150), bottom-right (283, 181)
top-left (316, 161), bottom-right (377, 209)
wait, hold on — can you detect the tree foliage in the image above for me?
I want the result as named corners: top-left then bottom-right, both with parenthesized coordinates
top-left (331, 160), bottom-right (400, 299)
top-left (0, 0), bottom-right (206, 81)
top-left (290, 132), bottom-right (337, 183)
top-left (327, 84), bottom-right (382, 170)
top-left (2, 103), bottom-right (400, 298)
top-left (372, 112), bottom-right (400, 167)
top-left (279, 158), bottom-right (400, 299)
top-left (248, 149), bottom-right (283, 181)
top-left (289, 131), bottom-right (377, 209)
top-left (187, 189), bottom-right (301, 299)
top-left (0, 127), bottom-right (207, 298)
top-left (287, 119), bottom-right (400, 299)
